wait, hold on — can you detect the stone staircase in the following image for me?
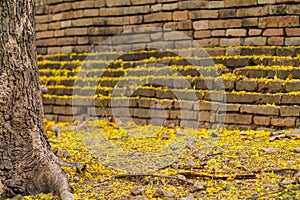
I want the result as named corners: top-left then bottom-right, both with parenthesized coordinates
top-left (39, 46), bottom-right (300, 130)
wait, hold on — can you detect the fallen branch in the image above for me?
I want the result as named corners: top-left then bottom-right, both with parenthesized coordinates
top-left (114, 174), bottom-right (194, 185)
top-left (179, 172), bottom-right (256, 180)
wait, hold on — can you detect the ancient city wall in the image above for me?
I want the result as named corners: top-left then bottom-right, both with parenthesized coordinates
top-left (35, 0), bottom-right (300, 129)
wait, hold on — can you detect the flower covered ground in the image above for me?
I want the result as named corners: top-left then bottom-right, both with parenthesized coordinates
top-left (23, 119), bottom-right (300, 200)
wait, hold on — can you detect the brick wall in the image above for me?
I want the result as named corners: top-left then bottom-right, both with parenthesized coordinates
top-left (35, 0), bottom-right (300, 54)
top-left (36, 0), bottom-right (300, 129)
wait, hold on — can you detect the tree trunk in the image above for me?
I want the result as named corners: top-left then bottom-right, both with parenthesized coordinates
top-left (0, 1), bottom-right (73, 199)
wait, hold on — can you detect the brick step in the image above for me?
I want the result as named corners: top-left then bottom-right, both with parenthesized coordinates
top-left (37, 46), bottom-right (300, 61)
top-left (43, 96), bottom-right (300, 128)
top-left (45, 87), bottom-right (300, 106)
top-left (39, 65), bottom-right (223, 78)
top-left (39, 56), bottom-right (300, 69)
top-left (43, 74), bottom-right (300, 93)
top-left (235, 67), bottom-right (300, 79)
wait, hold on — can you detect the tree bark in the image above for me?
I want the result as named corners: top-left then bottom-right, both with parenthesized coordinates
top-left (0, 1), bottom-right (73, 199)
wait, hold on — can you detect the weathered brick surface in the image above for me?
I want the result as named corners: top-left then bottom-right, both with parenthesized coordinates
top-left (36, 0), bottom-right (300, 129)
top-left (253, 116), bottom-right (271, 126)
top-left (271, 117), bottom-right (296, 127)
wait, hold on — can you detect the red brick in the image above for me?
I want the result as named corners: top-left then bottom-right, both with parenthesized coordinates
top-left (253, 116), bottom-right (271, 126)
top-left (236, 7), bottom-right (268, 17)
top-left (36, 31), bottom-right (54, 39)
top-left (37, 38), bottom-right (57, 47)
top-left (285, 37), bottom-right (300, 46)
top-left (189, 10), bottom-right (219, 19)
top-left (209, 19), bottom-right (242, 29)
top-left (209, 1), bottom-right (224, 8)
top-left (193, 20), bottom-right (209, 30)
top-left (218, 113), bottom-right (253, 125)
top-left (242, 18), bottom-right (258, 27)
top-left (280, 106), bottom-right (300, 117)
top-left (162, 3), bottom-right (178, 10)
top-left (286, 4), bottom-right (300, 14)
top-left (106, 0), bottom-right (131, 7)
top-left (263, 28), bottom-right (284, 36)
top-left (57, 37), bottom-right (77, 45)
top-left (224, 0), bottom-right (257, 7)
top-left (211, 30), bottom-right (225, 36)
top-left (77, 37), bottom-right (89, 44)
top-left (72, 1), bottom-right (95, 9)
top-left (35, 15), bottom-right (52, 23)
top-left (259, 16), bottom-right (299, 28)
top-left (65, 28), bottom-right (88, 36)
top-left (100, 7), bottom-right (124, 16)
top-left (150, 4), bottom-right (162, 12)
top-left (194, 38), bottom-right (220, 47)
top-left (51, 2), bottom-right (72, 13)
top-left (47, 47), bottom-right (62, 54)
top-left (258, 0), bottom-right (275, 4)
top-left (194, 30), bottom-right (211, 39)
top-left (54, 30), bottom-right (64, 37)
top-left (35, 23), bottom-right (48, 31)
top-left (226, 29), bottom-right (247, 37)
top-left (219, 9), bottom-right (236, 18)
top-left (178, 1), bottom-right (208, 9)
top-left (248, 29), bottom-right (262, 36)
top-left (245, 37), bottom-right (267, 45)
top-left (124, 6), bottom-right (150, 14)
top-left (106, 17), bottom-right (130, 25)
top-left (286, 28), bottom-right (300, 36)
top-left (173, 10), bottom-right (188, 21)
top-left (267, 37), bottom-right (284, 45)
top-left (220, 38), bottom-right (241, 46)
top-left (144, 12), bottom-right (172, 22)
top-left (271, 117), bottom-right (296, 128)
top-left (131, 0), bottom-right (156, 5)
top-left (130, 16), bottom-right (143, 24)
top-left (83, 9), bottom-right (99, 17)
top-left (72, 18), bottom-right (93, 27)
